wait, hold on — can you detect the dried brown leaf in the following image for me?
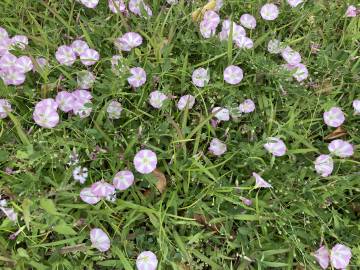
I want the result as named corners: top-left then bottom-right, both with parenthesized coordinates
top-left (152, 169), bottom-right (167, 193)
top-left (193, 214), bottom-right (220, 233)
top-left (324, 126), bottom-right (347, 140)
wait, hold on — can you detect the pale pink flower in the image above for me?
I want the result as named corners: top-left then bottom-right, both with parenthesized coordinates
top-left (212, 107), bottom-right (229, 121)
top-left (200, 20), bottom-right (217, 38)
top-left (0, 207), bottom-right (17, 222)
top-left (330, 244), bottom-right (352, 269)
top-left (56, 91), bottom-right (76, 112)
top-left (136, 251), bottom-right (158, 270)
top-left (55, 45), bottom-right (76, 66)
top-left (0, 52), bottom-right (17, 70)
top-left (80, 187), bottom-right (101, 205)
top-left (0, 67), bottom-right (26, 86)
top-left (11, 35), bottom-right (28, 50)
top-left (72, 89), bottom-right (92, 102)
top-left (177, 95), bottom-right (195, 110)
top-left (328, 139), bottom-right (354, 158)
top-left (127, 67), bottom-right (147, 88)
top-left (353, 99), bottom-right (360, 115)
top-left (71, 40), bottom-right (89, 56)
top-left (203, 11), bottom-right (220, 28)
top-left (109, 0), bottom-right (126, 13)
top-left (267, 39), bottom-right (282, 54)
top-left (133, 149), bottom-right (157, 174)
top-left (80, 48), bottom-right (99, 66)
top-left (192, 68), bottom-right (210, 87)
top-left (281, 47), bottom-right (302, 65)
top-left (79, 0), bottom-right (99, 8)
top-left (107, 100), bottom-right (123, 119)
top-left (33, 99), bottom-right (59, 128)
top-left (15, 56), bottom-right (33, 73)
top-left (219, 20), bottom-right (246, 42)
top-left (346, 5), bottom-right (357, 17)
top-left (209, 138), bottom-right (227, 156)
top-left (149, 90), bottom-right (168, 109)
top-left (72, 90), bottom-right (93, 118)
top-left (77, 70), bottom-right (96, 89)
top-left (91, 180), bottom-right (115, 198)
top-left (239, 99), bottom-right (255, 113)
top-left (113, 170), bottom-right (134, 190)
top-left (264, 137), bottom-right (287, 157)
top-left (235, 36), bottom-right (254, 49)
top-left (283, 63), bottom-right (309, 82)
top-left (90, 228), bottom-right (111, 252)
top-left (314, 155), bottom-right (333, 177)
top-left (323, 107), bottom-right (345, 128)
top-left (0, 38), bottom-right (11, 56)
top-left (224, 65), bottom-right (243, 85)
top-left (314, 246), bottom-right (330, 270)
top-left (253, 172), bottom-right (272, 188)
top-left (0, 99), bottom-right (12, 119)
top-left (241, 197), bottom-right (253, 206)
top-left (287, 0), bottom-right (303, 7)
top-left (260, 4), bottom-right (279, 21)
top-left (129, 0), bottom-right (152, 17)
top-left (115, 32), bottom-right (143, 51)
top-left (0, 27), bottom-right (8, 41)
top-left (214, 0), bottom-right (223, 11)
top-left (240, 14), bottom-right (256, 29)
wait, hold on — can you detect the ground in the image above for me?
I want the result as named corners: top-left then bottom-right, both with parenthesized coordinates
top-left (0, 0), bottom-right (359, 269)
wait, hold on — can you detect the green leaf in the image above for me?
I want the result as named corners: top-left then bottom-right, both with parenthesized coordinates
top-left (17, 248), bottom-right (30, 259)
top-left (53, 223), bottom-right (77, 235)
top-left (40, 198), bottom-right (61, 216)
top-left (22, 199), bottom-right (33, 230)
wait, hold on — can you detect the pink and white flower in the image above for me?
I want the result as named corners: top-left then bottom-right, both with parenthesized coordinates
top-left (0, 27), bottom-right (8, 41)
top-left (127, 67), bottom-right (147, 88)
top-left (328, 139), bottom-right (354, 158)
top-left (177, 95), bottom-right (195, 110)
top-left (0, 52), bottom-right (17, 70)
top-left (239, 99), bottom-right (255, 113)
top-left (203, 10), bottom-right (220, 27)
top-left (267, 39), bottom-right (282, 54)
top-left (192, 68), bottom-right (210, 87)
top-left (281, 47), bottom-right (302, 65)
top-left (314, 246), bottom-right (330, 270)
top-left (0, 207), bottom-right (17, 222)
top-left (260, 4), bottom-right (279, 21)
top-left (253, 172), bottom-right (272, 188)
top-left (219, 20), bottom-right (246, 42)
top-left (113, 170), bottom-right (134, 190)
top-left (0, 67), bottom-right (26, 86)
top-left (264, 137), bottom-right (287, 157)
top-left (224, 65), bottom-right (243, 85)
top-left (346, 5), bottom-right (357, 17)
top-left (55, 45), bottom-right (76, 66)
top-left (72, 90), bottom-right (93, 118)
top-left (283, 63), bottom-right (309, 82)
top-left (33, 99), bottom-right (59, 128)
top-left (80, 48), bottom-right (99, 66)
top-left (353, 99), bottom-right (360, 115)
top-left (91, 181), bottom-right (115, 198)
top-left (149, 90), bottom-right (168, 109)
top-left (235, 36), bottom-right (254, 49)
top-left (129, 0), bottom-right (152, 17)
top-left (11, 35), bottom-right (28, 50)
top-left (200, 20), bottom-right (217, 38)
top-left (0, 99), bottom-right (12, 119)
top-left (287, 0), bottom-right (303, 7)
top-left (323, 107), bottom-right (345, 128)
top-left (240, 14), bottom-right (256, 29)
top-left (77, 70), bottom-right (96, 89)
top-left (314, 155), bottom-right (333, 177)
top-left (115, 32), bottom-right (143, 51)
top-left (56, 91), bottom-right (76, 112)
top-left (107, 100), bottom-right (123, 119)
top-left (15, 56), bottom-right (33, 73)
top-left (80, 187), bottom-right (101, 205)
top-left (209, 138), bottom-right (227, 156)
top-left (136, 251), bottom-right (158, 270)
top-left (0, 38), bottom-right (11, 56)
top-left (90, 228), bottom-right (110, 252)
top-left (330, 244), bottom-right (352, 269)
top-left (108, 0), bottom-right (126, 13)
top-left (212, 107), bottom-right (229, 121)
top-left (133, 149), bottom-right (157, 174)
top-left (71, 40), bottom-right (89, 56)
top-left (79, 0), bottom-right (99, 8)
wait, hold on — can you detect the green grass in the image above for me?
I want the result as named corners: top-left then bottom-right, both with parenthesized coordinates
top-left (0, 0), bottom-right (360, 269)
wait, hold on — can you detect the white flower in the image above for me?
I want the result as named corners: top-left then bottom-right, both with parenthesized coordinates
top-left (73, 166), bottom-right (88, 184)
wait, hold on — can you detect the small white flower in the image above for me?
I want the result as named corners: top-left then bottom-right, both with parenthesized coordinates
top-left (73, 166), bottom-right (88, 184)
top-left (107, 101), bottom-right (123, 119)
top-left (212, 107), bottom-right (230, 121)
top-left (149, 91), bottom-right (168, 109)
